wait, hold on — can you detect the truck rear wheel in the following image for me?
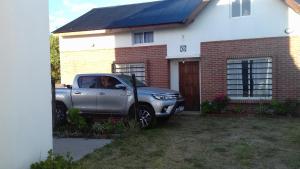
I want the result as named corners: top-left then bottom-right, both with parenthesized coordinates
top-left (55, 103), bottom-right (67, 126)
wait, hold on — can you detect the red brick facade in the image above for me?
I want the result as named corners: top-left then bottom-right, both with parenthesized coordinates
top-left (200, 36), bottom-right (300, 103)
top-left (115, 45), bottom-right (169, 88)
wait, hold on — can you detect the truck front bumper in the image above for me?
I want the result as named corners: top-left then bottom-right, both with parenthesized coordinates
top-left (153, 99), bottom-right (185, 117)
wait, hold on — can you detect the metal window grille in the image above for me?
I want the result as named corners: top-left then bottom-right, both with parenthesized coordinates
top-left (227, 58), bottom-right (272, 99)
top-left (112, 63), bottom-right (146, 82)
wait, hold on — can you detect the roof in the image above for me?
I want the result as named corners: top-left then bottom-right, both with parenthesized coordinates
top-left (53, 0), bottom-right (209, 34)
top-left (285, 0), bottom-right (300, 13)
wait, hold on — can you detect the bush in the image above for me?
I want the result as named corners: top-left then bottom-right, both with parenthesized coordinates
top-left (91, 118), bottom-right (126, 135)
top-left (67, 108), bottom-right (88, 131)
top-left (256, 101), bottom-right (273, 116)
top-left (284, 99), bottom-right (299, 117)
top-left (201, 95), bottom-right (230, 115)
top-left (233, 105), bottom-right (244, 114)
top-left (201, 101), bottom-right (215, 115)
top-left (270, 100), bottom-right (286, 115)
top-left (31, 150), bottom-right (76, 169)
top-left (213, 94), bottom-right (230, 112)
top-left (92, 122), bottom-right (105, 135)
top-left (269, 99), bottom-right (299, 117)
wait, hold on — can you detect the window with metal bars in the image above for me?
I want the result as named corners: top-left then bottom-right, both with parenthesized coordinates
top-left (227, 58), bottom-right (272, 99)
top-left (112, 63), bottom-right (146, 83)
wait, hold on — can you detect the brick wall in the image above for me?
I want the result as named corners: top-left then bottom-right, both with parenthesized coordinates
top-left (115, 45), bottom-right (169, 88)
top-left (200, 36), bottom-right (300, 104)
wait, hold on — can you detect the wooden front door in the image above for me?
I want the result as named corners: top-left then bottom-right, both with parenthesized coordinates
top-left (179, 61), bottom-right (200, 111)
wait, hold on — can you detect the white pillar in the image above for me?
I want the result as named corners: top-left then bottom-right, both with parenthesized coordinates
top-left (0, 0), bottom-right (52, 169)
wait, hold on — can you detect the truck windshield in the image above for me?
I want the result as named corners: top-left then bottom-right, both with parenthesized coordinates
top-left (117, 75), bottom-right (147, 87)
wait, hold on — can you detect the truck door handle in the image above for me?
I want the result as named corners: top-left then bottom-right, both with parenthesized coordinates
top-left (74, 91), bottom-right (81, 95)
top-left (99, 92), bottom-right (105, 95)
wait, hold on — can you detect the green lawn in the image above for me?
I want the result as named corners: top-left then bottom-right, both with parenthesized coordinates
top-left (77, 115), bottom-right (300, 169)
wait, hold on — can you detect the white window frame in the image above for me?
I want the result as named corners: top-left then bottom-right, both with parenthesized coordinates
top-left (132, 31), bottom-right (154, 45)
top-left (230, 0), bottom-right (252, 18)
top-left (227, 57), bottom-right (272, 100)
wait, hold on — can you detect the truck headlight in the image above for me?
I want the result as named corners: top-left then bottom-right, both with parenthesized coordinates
top-left (152, 94), bottom-right (176, 100)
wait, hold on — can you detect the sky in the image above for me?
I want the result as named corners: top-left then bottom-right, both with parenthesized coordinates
top-left (49, 0), bottom-right (159, 32)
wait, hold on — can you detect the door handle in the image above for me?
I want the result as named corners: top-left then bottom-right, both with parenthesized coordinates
top-left (99, 92), bottom-right (105, 96)
top-left (74, 91), bottom-right (81, 95)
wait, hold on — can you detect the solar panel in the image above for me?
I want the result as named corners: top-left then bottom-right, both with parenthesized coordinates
top-left (53, 0), bottom-right (206, 33)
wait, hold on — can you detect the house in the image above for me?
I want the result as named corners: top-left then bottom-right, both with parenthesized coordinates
top-left (0, 0), bottom-right (52, 168)
top-left (54, 0), bottom-right (300, 111)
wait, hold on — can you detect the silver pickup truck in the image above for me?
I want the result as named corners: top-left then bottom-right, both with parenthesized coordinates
top-left (55, 74), bottom-right (184, 128)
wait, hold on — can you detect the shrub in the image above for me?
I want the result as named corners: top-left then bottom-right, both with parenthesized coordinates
top-left (284, 99), bottom-right (299, 117)
top-left (201, 95), bottom-right (230, 115)
top-left (103, 118), bottom-right (126, 134)
top-left (213, 94), bottom-right (230, 112)
top-left (31, 150), bottom-right (76, 169)
top-left (124, 119), bottom-right (140, 133)
top-left (201, 101), bottom-right (215, 115)
top-left (234, 105), bottom-right (244, 114)
top-left (91, 118), bottom-right (126, 135)
top-left (269, 99), bottom-right (299, 117)
top-left (92, 122), bottom-right (105, 135)
top-left (256, 101), bottom-right (273, 116)
top-left (67, 108), bottom-right (88, 131)
top-left (270, 100), bottom-right (286, 115)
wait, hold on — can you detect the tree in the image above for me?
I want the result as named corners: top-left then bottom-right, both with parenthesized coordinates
top-left (50, 35), bottom-right (61, 83)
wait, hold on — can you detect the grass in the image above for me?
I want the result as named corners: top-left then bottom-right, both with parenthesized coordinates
top-left (75, 115), bottom-right (300, 169)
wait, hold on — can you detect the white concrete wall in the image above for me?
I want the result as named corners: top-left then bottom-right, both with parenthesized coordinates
top-left (0, 0), bottom-right (52, 169)
top-left (60, 0), bottom-right (293, 58)
top-left (170, 61), bottom-right (180, 91)
top-left (287, 8), bottom-right (300, 36)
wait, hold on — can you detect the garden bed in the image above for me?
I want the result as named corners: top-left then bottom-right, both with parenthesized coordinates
top-left (53, 109), bottom-right (139, 139)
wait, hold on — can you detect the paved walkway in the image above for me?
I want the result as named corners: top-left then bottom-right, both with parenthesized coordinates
top-left (179, 111), bottom-right (201, 116)
top-left (53, 138), bottom-right (112, 160)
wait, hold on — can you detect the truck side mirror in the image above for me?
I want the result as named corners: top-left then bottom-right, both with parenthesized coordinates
top-left (115, 84), bottom-right (127, 90)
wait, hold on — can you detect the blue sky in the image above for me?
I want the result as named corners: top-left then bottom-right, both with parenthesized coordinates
top-left (49, 0), bottom-right (158, 32)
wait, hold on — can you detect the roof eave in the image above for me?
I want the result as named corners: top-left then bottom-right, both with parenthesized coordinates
top-left (53, 23), bottom-right (186, 37)
top-left (184, 0), bottom-right (211, 24)
top-left (284, 0), bottom-right (300, 13)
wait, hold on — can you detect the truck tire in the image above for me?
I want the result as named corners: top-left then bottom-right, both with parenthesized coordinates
top-left (55, 103), bottom-right (67, 126)
top-left (137, 104), bottom-right (156, 128)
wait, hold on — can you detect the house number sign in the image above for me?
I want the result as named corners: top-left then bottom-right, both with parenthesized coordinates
top-left (180, 45), bottom-right (187, 53)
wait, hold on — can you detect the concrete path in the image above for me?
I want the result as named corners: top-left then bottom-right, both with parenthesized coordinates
top-left (179, 111), bottom-right (201, 116)
top-left (53, 138), bottom-right (112, 160)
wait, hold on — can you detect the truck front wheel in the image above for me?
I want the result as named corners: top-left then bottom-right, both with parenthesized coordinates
top-left (137, 104), bottom-right (156, 128)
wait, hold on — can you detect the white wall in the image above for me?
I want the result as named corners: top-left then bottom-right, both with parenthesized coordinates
top-left (170, 61), bottom-right (179, 91)
top-left (60, 0), bottom-right (292, 58)
top-left (0, 0), bottom-right (52, 169)
top-left (288, 8), bottom-right (300, 35)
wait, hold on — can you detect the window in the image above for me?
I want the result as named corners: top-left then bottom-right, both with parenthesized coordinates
top-left (113, 63), bottom-right (146, 82)
top-left (78, 76), bottom-right (98, 89)
top-left (133, 31), bottom-right (154, 44)
top-left (99, 76), bottom-right (121, 89)
top-left (227, 58), bottom-right (272, 99)
top-left (231, 0), bottom-right (251, 17)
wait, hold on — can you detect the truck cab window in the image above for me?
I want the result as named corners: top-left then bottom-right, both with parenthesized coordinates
top-left (78, 76), bottom-right (98, 89)
top-left (99, 76), bottom-right (121, 89)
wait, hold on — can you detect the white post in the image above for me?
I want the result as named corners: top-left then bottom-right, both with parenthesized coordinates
top-left (0, 0), bottom-right (52, 169)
